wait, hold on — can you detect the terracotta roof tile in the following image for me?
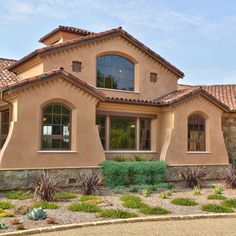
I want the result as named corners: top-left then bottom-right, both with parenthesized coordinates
top-left (0, 58), bottom-right (19, 88)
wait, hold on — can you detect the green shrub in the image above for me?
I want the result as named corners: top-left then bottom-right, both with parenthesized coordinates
top-left (140, 205), bottom-right (171, 215)
top-left (134, 155), bottom-right (145, 162)
top-left (159, 191), bottom-right (172, 199)
top-left (98, 209), bottom-right (138, 218)
top-left (142, 188), bottom-right (152, 197)
top-left (55, 192), bottom-right (78, 200)
top-left (6, 190), bottom-right (32, 200)
top-left (0, 201), bottom-right (14, 210)
top-left (193, 186), bottom-right (201, 196)
top-left (171, 198), bottom-right (198, 206)
top-left (130, 185), bottom-right (138, 193)
top-left (101, 161), bottom-right (167, 187)
top-left (207, 194), bottom-right (226, 200)
top-left (221, 199), bottom-right (236, 208)
top-left (68, 202), bottom-right (101, 212)
top-left (213, 185), bottom-right (224, 195)
top-left (31, 201), bottom-right (59, 209)
top-left (120, 194), bottom-right (147, 209)
top-left (114, 156), bottom-right (126, 162)
top-left (201, 204), bottom-right (233, 213)
top-left (79, 195), bottom-right (103, 204)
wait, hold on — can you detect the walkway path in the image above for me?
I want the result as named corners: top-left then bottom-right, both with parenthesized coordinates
top-left (36, 218), bottom-right (236, 236)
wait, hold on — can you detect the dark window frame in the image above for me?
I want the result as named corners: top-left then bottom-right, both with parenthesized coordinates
top-left (187, 114), bottom-right (206, 151)
top-left (41, 103), bottom-right (72, 150)
top-left (139, 118), bottom-right (151, 151)
top-left (0, 109), bottom-right (9, 149)
top-left (72, 61), bottom-right (82, 73)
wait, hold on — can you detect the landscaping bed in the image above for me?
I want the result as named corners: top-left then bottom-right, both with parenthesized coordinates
top-left (0, 181), bottom-right (236, 233)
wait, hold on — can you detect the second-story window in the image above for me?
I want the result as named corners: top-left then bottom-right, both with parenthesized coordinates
top-left (96, 55), bottom-right (134, 91)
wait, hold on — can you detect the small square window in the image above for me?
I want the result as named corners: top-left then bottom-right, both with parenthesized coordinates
top-left (150, 72), bottom-right (158, 83)
top-left (72, 61), bottom-right (82, 73)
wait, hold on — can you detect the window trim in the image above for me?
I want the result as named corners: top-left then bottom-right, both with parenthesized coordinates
top-left (41, 103), bottom-right (72, 151)
top-left (0, 109), bottom-right (10, 149)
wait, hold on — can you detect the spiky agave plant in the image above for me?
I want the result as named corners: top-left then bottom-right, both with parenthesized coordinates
top-left (28, 208), bottom-right (47, 220)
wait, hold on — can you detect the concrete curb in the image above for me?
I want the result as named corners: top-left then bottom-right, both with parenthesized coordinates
top-left (1, 213), bottom-right (236, 236)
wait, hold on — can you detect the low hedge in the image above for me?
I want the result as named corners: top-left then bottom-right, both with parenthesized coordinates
top-left (101, 160), bottom-right (167, 187)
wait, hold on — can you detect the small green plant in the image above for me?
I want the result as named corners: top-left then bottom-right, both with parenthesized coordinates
top-left (193, 186), bottom-right (201, 195)
top-left (6, 190), bottom-right (32, 200)
top-left (0, 201), bottom-right (14, 210)
top-left (130, 185), bottom-right (138, 193)
top-left (113, 186), bottom-right (124, 194)
top-left (221, 199), bottom-right (236, 208)
top-left (201, 204), bottom-right (233, 213)
top-left (134, 155), bottom-right (145, 162)
top-left (31, 201), bottom-right (59, 209)
top-left (0, 222), bottom-right (8, 229)
top-left (99, 209), bottom-right (138, 218)
top-left (114, 155), bottom-right (126, 162)
top-left (68, 202), bottom-right (101, 212)
top-left (139, 205), bottom-right (171, 215)
top-left (159, 191), bottom-right (172, 199)
top-left (207, 194), bottom-right (226, 200)
top-left (213, 185), bottom-right (224, 195)
top-left (28, 208), bottom-right (47, 220)
top-left (0, 209), bottom-right (14, 217)
top-left (120, 194), bottom-right (146, 209)
top-left (55, 192), bottom-right (78, 200)
top-left (79, 195), bottom-right (103, 204)
top-left (171, 198), bottom-right (198, 206)
top-left (142, 188), bottom-right (152, 197)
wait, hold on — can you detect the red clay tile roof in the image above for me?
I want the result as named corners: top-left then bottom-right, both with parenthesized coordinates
top-left (39, 25), bottom-right (95, 43)
top-left (2, 68), bottom-right (106, 101)
top-left (9, 27), bottom-right (184, 78)
top-left (0, 58), bottom-right (19, 88)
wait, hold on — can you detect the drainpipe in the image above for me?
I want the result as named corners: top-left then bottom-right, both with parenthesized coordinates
top-left (0, 89), bottom-right (13, 121)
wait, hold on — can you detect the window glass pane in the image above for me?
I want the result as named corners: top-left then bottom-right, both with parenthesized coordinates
top-left (110, 117), bottom-right (136, 150)
top-left (96, 116), bottom-right (106, 149)
top-left (140, 119), bottom-right (151, 150)
top-left (53, 105), bottom-right (61, 114)
top-left (96, 55), bottom-right (134, 91)
top-left (52, 125), bottom-right (61, 135)
top-left (52, 139), bottom-right (61, 149)
top-left (53, 114), bottom-right (61, 124)
top-left (0, 109), bottom-right (9, 149)
top-left (42, 138), bottom-right (52, 149)
top-left (61, 139), bottom-right (70, 149)
top-left (43, 114), bottom-right (52, 124)
top-left (43, 126), bottom-right (52, 135)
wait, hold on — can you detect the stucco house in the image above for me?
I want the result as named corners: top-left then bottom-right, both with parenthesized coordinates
top-left (0, 25), bottom-right (235, 169)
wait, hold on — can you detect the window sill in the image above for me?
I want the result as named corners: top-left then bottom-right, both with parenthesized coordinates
top-left (97, 87), bottom-right (140, 94)
top-left (186, 151), bottom-right (211, 154)
top-left (105, 150), bottom-right (157, 154)
top-left (38, 151), bottom-right (77, 154)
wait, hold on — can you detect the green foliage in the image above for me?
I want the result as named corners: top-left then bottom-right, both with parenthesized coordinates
top-left (114, 155), bottom-right (127, 162)
top-left (139, 205), bottom-right (171, 215)
top-left (31, 201), bottom-right (59, 209)
top-left (142, 188), bottom-right (152, 197)
top-left (0, 201), bottom-right (14, 210)
top-left (6, 190), bottom-right (32, 200)
top-left (0, 222), bottom-right (8, 229)
top-left (0, 209), bottom-right (14, 218)
top-left (101, 161), bottom-right (168, 187)
top-left (159, 191), bottom-right (172, 199)
top-left (221, 199), bottom-right (236, 208)
top-left (193, 186), bottom-right (201, 196)
top-left (79, 195), bottom-right (103, 204)
top-left (213, 185), bottom-right (224, 195)
top-left (98, 209), bottom-right (138, 218)
top-left (113, 186), bottom-right (124, 194)
top-left (207, 194), bottom-right (226, 200)
top-left (130, 185), bottom-right (139, 193)
top-left (201, 204), bottom-right (233, 213)
top-left (55, 192), bottom-right (78, 200)
top-left (171, 198), bottom-right (198, 206)
top-left (28, 208), bottom-right (47, 220)
top-left (120, 194), bottom-right (146, 209)
top-left (68, 202), bottom-right (101, 212)
top-left (134, 155), bottom-right (145, 162)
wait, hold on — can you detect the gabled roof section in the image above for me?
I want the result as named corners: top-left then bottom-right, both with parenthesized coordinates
top-left (2, 68), bottom-right (105, 101)
top-left (9, 27), bottom-right (184, 78)
top-left (39, 25), bottom-right (94, 43)
top-left (0, 58), bottom-right (19, 88)
top-left (154, 86), bottom-right (230, 112)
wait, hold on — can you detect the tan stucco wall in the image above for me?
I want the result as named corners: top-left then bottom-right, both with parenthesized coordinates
top-left (17, 62), bottom-right (44, 80)
top-left (42, 35), bottom-right (179, 100)
top-left (161, 95), bottom-right (229, 165)
top-left (0, 77), bottom-right (106, 168)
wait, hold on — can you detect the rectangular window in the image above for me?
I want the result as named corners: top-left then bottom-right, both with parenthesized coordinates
top-left (72, 61), bottom-right (82, 73)
top-left (110, 117), bottom-right (136, 150)
top-left (96, 115), bottom-right (106, 149)
top-left (139, 118), bottom-right (151, 150)
top-left (0, 109), bottom-right (9, 149)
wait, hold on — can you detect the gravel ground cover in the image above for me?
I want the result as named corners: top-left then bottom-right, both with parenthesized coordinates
top-left (0, 180), bottom-right (235, 233)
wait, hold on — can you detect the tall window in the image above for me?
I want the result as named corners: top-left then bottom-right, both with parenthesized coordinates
top-left (42, 104), bottom-right (71, 150)
top-left (140, 118), bottom-right (151, 150)
top-left (0, 109), bottom-right (9, 149)
top-left (96, 55), bottom-right (134, 91)
top-left (96, 115), bottom-right (106, 149)
top-left (188, 114), bottom-right (206, 151)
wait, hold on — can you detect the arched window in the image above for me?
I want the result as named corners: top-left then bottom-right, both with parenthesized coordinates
top-left (188, 114), bottom-right (206, 151)
top-left (96, 55), bottom-right (134, 91)
top-left (42, 104), bottom-right (71, 150)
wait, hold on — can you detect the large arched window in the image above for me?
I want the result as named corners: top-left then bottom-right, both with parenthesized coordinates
top-left (42, 104), bottom-right (71, 150)
top-left (96, 55), bottom-right (134, 91)
top-left (188, 114), bottom-right (206, 151)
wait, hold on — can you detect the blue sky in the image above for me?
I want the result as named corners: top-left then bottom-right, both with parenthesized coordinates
top-left (0, 0), bottom-right (235, 85)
